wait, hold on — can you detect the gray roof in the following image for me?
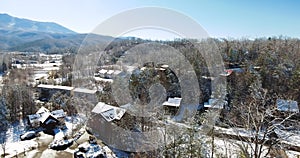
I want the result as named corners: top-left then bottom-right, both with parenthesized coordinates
top-left (277, 99), bottom-right (299, 112)
top-left (51, 109), bottom-right (66, 118)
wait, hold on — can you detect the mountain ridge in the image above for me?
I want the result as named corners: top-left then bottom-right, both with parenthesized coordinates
top-left (0, 13), bottom-right (114, 53)
top-left (0, 13), bottom-right (76, 34)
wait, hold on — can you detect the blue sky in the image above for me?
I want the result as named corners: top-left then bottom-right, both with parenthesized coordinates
top-left (0, 0), bottom-right (299, 39)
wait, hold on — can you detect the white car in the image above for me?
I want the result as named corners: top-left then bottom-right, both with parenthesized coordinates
top-left (20, 131), bottom-right (36, 141)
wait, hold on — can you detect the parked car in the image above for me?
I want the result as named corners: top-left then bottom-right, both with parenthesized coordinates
top-left (49, 139), bottom-right (73, 150)
top-left (20, 131), bottom-right (36, 141)
top-left (74, 151), bottom-right (85, 158)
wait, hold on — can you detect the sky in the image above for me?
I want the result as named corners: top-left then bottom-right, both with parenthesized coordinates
top-left (0, 0), bottom-right (300, 39)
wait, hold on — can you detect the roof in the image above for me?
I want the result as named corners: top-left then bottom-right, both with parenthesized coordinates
top-left (106, 70), bottom-right (114, 75)
top-left (92, 102), bottom-right (126, 122)
top-left (37, 84), bottom-right (74, 91)
top-left (157, 68), bottom-right (166, 71)
top-left (220, 69), bottom-right (233, 77)
top-left (94, 77), bottom-right (113, 83)
top-left (113, 70), bottom-right (122, 75)
top-left (28, 108), bottom-right (65, 125)
top-left (220, 68), bottom-right (244, 77)
top-left (73, 88), bottom-right (97, 94)
top-left (277, 99), bottom-right (299, 112)
top-left (36, 106), bottom-right (50, 114)
top-left (163, 97), bottom-right (182, 107)
top-left (99, 69), bottom-right (107, 74)
top-left (39, 113), bottom-right (58, 124)
top-left (27, 114), bottom-right (41, 124)
top-left (204, 99), bottom-right (226, 109)
top-left (161, 65), bottom-right (169, 69)
top-left (51, 109), bottom-right (66, 118)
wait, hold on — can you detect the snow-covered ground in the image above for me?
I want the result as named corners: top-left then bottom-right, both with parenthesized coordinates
top-left (0, 140), bottom-right (38, 158)
top-left (0, 116), bottom-right (86, 157)
top-left (275, 129), bottom-right (300, 147)
top-left (4, 120), bottom-right (27, 143)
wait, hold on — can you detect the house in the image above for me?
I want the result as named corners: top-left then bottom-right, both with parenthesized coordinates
top-left (91, 102), bottom-right (126, 122)
top-left (27, 106), bottom-right (66, 129)
top-left (163, 97), bottom-right (182, 115)
top-left (277, 99), bottom-right (299, 113)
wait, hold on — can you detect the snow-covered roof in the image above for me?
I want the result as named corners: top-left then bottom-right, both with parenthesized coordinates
top-left (73, 88), bottom-right (97, 94)
top-left (28, 108), bottom-right (65, 126)
top-left (37, 84), bottom-right (74, 91)
top-left (157, 68), bottom-right (166, 71)
top-left (94, 77), bottom-right (113, 83)
top-left (106, 70), bottom-right (114, 75)
top-left (92, 102), bottom-right (126, 122)
top-left (161, 65), bottom-right (169, 69)
top-left (99, 69), bottom-right (107, 74)
top-left (39, 113), bottom-right (58, 124)
top-left (277, 99), bottom-right (299, 112)
top-left (125, 66), bottom-right (137, 73)
top-left (27, 114), bottom-right (41, 124)
top-left (51, 109), bottom-right (66, 119)
top-left (113, 70), bottom-right (122, 75)
top-left (204, 99), bottom-right (226, 109)
top-left (36, 106), bottom-right (50, 114)
top-left (34, 73), bottom-right (48, 80)
top-left (163, 97), bottom-right (182, 107)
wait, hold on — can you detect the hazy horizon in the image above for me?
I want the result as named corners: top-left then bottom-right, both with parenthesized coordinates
top-left (1, 0), bottom-right (300, 40)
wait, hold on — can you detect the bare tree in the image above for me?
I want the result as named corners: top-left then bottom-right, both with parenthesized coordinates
top-left (224, 79), bottom-right (297, 158)
top-left (0, 130), bottom-right (7, 158)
